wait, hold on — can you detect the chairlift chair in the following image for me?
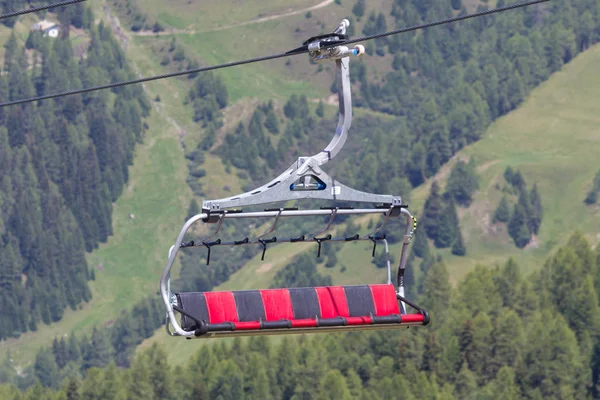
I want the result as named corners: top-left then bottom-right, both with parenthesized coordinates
top-left (160, 19), bottom-right (429, 339)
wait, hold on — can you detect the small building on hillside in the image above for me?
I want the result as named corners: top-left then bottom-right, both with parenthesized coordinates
top-left (31, 20), bottom-right (60, 38)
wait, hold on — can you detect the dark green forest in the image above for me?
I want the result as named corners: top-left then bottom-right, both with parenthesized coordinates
top-left (1, 233), bottom-right (599, 400)
top-left (0, 6), bottom-right (150, 339)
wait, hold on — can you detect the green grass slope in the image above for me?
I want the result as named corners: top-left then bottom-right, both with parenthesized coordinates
top-left (138, 42), bottom-right (600, 365)
top-left (410, 43), bottom-right (600, 283)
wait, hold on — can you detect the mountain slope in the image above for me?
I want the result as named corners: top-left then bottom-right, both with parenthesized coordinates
top-left (4, 0), bottom-right (600, 373)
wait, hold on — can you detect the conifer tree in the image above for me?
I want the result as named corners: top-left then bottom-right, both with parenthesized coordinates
top-left (454, 362), bottom-right (478, 400)
top-left (529, 183), bottom-right (543, 234)
top-left (82, 328), bottom-right (113, 371)
top-left (186, 199), bottom-right (200, 221)
top-left (508, 203), bottom-right (531, 248)
top-left (435, 198), bottom-right (459, 248)
top-left (503, 166), bottom-right (515, 186)
top-left (34, 349), bottom-right (60, 389)
top-left (407, 142), bottom-right (426, 186)
top-left (426, 131), bottom-right (452, 177)
top-left (411, 225), bottom-right (429, 259)
top-left (423, 181), bottom-right (444, 240)
top-left (585, 170), bottom-right (600, 204)
top-left (65, 377), bottom-right (79, 400)
top-left (317, 370), bottom-right (352, 400)
top-left (421, 332), bottom-right (442, 376)
top-left (420, 262), bottom-right (451, 322)
top-left (264, 107), bottom-right (280, 134)
top-left (352, 0), bottom-right (365, 18)
top-left (316, 100), bottom-right (325, 118)
top-left (452, 229), bottom-right (466, 256)
top-left (446, 160), bottom-right (479, 206)
top-left (481, 367), bottom-right (521, 400)
top-left (494, 195), bottom-right (511, 223)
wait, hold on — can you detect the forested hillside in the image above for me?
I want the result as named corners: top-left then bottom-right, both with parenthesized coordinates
top-left (2, 233), bottom-right (599, 399)
top-left (1, 0), bottom-right (600, 395)
top-left (0, 5), bottom-right (149, 340)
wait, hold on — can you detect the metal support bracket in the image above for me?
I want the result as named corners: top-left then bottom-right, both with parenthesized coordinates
top-left (201, 19), bottom-right (393, 215)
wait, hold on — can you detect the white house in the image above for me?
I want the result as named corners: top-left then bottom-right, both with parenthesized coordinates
top-left (31, 19), bottom-right (60, 38)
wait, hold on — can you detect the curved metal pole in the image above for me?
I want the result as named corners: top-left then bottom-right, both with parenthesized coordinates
top-left (396, 208), bottom-right (416, 315)
top-left (309, 208), bottom-right (339, 239)
top-left (160, 213), bottom-right (208, 337)
top-left (361, 206), bottom-right (394, 239)
top-left (311, 56), bottom-right (351, 166)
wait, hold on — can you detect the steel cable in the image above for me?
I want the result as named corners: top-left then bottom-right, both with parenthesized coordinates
top-left (0, 0), bottom-right (87, 20)
top-left (0, 0), bottom-right (550, 108)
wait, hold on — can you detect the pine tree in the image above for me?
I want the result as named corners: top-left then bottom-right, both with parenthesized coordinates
top-left (326, 251), bottom-right (338, 268)
top-left (586, 189), bottom-right (598, 205)
top-left (522, 312), bottom-right (588, 399)
top-left (352, 0), bottom-right (365, 18)
top-left (65, 377), bottom-right (80, 400)
top-left (411, 225), bottom-right (429, 259)
top-left (3, 32), bottom-right (17, 72)
top-left (52, 338), bottom-right (68, 369)
top-left (507, 203), bottom-right (530, 248)
top-left (481, 367), bottom-right (521, 400)
top-left (446, 160), bottom-right (479, 206)
top-left (451, 0), bottom-right (463, 10)
top-left (422, 181), bottom-right (444, 241)
top-left (82, 328), bottom-right (113, 371)
top-left (435, 198), bottom-right (459, 248)
top-left (315, 100), bottom-right (325, 118)
top-left (264, 107), bottom-right (279, 134)
top-left (186, 198), bottom-right (200, 221)
top-left (317, 370), bottom-right (351, 400)
top-left (407, 142), bottom-right (426, 186)
top-left (493, 195), bottom-right (510, 223)
top-left (421, 332), bottom-right (442, 375)
top-left (529, 183), bottom-right (543, 234)
top-left (584, 170), bottom-right (600, 204)
top-left (489, 309), bottom-right (523, 375)
top-left (425, 131), bottom-right (452, 177)
top-left (466, 313), bottom-right (494, 380)
top-left (503, 166), bottom-right (515, 186)
top-left (420, 262), bottom-right (451, 323)
top-left (145, 344), bottom-right (173, 399)
top-left (452, 229), bottom-right (466, 256)
top-left (511, 169), bottom-right (526, 190)
top-left (34, 349), bottom-right (60, 388)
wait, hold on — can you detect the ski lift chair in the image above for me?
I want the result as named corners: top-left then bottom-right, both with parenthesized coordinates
top-left (160, 20), bottom-right (429, 339)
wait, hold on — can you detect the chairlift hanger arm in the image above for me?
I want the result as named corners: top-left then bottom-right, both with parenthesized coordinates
top-left (202, 20), bottom-right (396, 214)
top-left (158, 36), bottom-right (416, 338)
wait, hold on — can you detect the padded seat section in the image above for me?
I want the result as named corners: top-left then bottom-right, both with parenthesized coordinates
top-left (175, 284), bottom-right (425, 334)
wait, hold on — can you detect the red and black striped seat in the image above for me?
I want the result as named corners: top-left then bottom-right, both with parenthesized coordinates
top-left (175, 284), bottom-right (428, 337)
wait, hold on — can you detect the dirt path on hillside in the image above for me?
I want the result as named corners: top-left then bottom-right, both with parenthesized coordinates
top-left (104, 2), bottom-right (188, 146)
top-left (130, 0), bottom-right (334, 37)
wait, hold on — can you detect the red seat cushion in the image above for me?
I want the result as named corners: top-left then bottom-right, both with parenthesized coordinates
top-left (175, 284), bottom-right (419, 332)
